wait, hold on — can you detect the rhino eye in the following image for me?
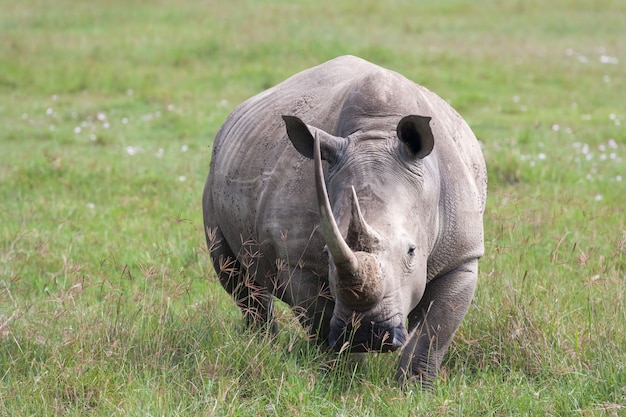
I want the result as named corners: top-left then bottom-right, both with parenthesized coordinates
top-left (322, 246), bottom-right (329, 256)
top-left (408, 245), bottom-right (416, 257)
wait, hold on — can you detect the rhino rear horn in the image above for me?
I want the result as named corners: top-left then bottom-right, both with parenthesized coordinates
top-left (346, 186), bottom-right (382, 252)
top-left (397, 115), bottom-right (434, 159)
top-left (282, 115), bottom-right (344, 164)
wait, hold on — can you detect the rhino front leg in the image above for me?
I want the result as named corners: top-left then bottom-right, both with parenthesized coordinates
top-left (397, 259), bottom-right (478, 389)
top-left (274, 268), bottom-right (334, 346)
top-left (206, 227), bottom-right (276, 332)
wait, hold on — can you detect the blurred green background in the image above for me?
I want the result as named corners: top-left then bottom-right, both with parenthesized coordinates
top-left (1, 1), bottom-right (624, 415)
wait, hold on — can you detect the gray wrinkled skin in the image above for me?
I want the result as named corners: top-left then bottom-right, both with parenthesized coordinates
top-left (202, 56), bottom-right (486, 388)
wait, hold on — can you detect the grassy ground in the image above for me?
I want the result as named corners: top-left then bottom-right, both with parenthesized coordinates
top-left (1, 0), bottom-right (625, 415)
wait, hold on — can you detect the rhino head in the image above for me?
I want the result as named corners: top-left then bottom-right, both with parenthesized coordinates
top-left (283, 114), bottom-right (435, 353)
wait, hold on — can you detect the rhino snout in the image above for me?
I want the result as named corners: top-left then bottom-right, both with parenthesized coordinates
top-left (328, 317), bottom-right (407, 353)
top-left (334, 251), bottom-right (383, 309)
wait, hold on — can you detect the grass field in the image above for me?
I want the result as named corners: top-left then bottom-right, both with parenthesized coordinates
top-left (1, 0), bottom-right (625, 415)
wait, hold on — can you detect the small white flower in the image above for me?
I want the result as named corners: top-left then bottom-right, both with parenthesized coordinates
top-left (608, 139), bottom-right (617, 149)
top-left (181, 144), bottom-right (188, 152)
top-left (599, 144), bottom-right (606, 152)
top-left (46, 108), bottom-right (54, 116)
top-left (86, 203), bottom-right (95, 209)
top-left (22, 113), bottom-right (28, 120)
top-left (582, 114), bottom-right (592, 121)
top-left (617, 175), bottom-right (622, 182)
top-left (74, 126), bottom-right (81, 134)
top-left (127, 89), bottom-right (134, 96)
top-left (51, 94), bottom-right (58, 101)
top-left (126, 146), bottom-right (142, 156)
top-left (551, 124), bottom-right (560, 132)
top-left (538, 153), bottom-right (546, 160)
top-left (594, 194), bottom-right (603, 201)
top-left (97, 112), bottom-right (106, 121)
top-left (49, 125), bottom-right (55, 131)
top-left (103, 122), bottom-right (110, 129)
top-left (156, 148), bottom-right (164, 158)
top-left (512, 95), bottom-right (520, 103)
top-left (178, 176), bottom-right (186, 182)
top-left (167, 104), bottom-right (175, 111)
top-left (600, 55), bottom-right (618, 64)
top-left (122, 117), bottom-right (129, 124)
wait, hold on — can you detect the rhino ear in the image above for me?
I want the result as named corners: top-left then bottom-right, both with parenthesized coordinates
top-left (397, 115), bottom-right (434, 159)
top-left (282, 115), bottom-right (343, 163)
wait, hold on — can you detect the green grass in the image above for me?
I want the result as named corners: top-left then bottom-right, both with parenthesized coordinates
top-left (1, 0), bottom-right (625, 415)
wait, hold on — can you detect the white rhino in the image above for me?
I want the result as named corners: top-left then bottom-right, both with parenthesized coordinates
top-left (202, 55), bottom-right (486, 386)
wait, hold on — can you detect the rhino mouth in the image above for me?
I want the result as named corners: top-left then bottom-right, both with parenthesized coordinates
top-left (328, 316), bottom-right (407, 353)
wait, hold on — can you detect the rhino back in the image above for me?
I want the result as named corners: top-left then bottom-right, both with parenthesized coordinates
top-left (206, 56), bottom-right (379, 263)
top-left (205, 55), bottom-right (486, 276)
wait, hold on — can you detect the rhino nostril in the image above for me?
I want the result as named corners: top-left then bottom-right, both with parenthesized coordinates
top-left (328, 329), bottom-right (339, 350)
top-left (328, 319), bottom-right (407, 353)
top-left (391, 326), bottom-right (407, 351)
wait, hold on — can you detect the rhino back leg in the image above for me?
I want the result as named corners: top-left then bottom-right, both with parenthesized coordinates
top-left (397, 259), bottom-right (478, 389)
top-left (205, 225), bottom-right (276, 332)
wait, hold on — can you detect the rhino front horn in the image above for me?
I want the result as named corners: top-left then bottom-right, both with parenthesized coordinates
top-left (313, 135), bottom-right (383, 308)
top-left (313, 133), bottom-right (359, 275)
